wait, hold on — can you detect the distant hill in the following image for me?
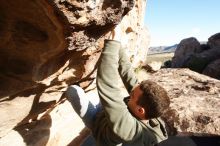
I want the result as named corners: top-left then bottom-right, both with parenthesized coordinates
top-left (148, 41), bottom-right (208, 55)
top-left (148, 44), bottom-right (178, 55)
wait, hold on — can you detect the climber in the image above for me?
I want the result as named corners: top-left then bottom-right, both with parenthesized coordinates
top-left (66, 37), bottom-right (170, 146)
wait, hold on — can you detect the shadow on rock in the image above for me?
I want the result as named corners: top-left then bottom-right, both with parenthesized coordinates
top-left (14, 115), bottom-right (52, 145)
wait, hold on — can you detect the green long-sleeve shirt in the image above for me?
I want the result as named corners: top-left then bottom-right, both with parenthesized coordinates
top-left (93, 40), bottom-right (167, 146)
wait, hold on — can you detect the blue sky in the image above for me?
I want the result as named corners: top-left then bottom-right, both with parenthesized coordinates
top-left (144, 0), bottom-right (220, 46)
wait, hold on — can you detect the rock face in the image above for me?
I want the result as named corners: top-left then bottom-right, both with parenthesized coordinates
top-left (118, 2), bottom-right (150, 66)
top-left (0, 0), bottom-right (149, 145)
top-left (208, 32), bottom-right (220, 48)
top-left (171, 37), bottom-right (201, 68)
top-left (0, 100), bottom-right (89, 146)
top-left (143, 61), bottom-right (162, 72)
top-left (171, 33), bottom-right (220, 80)
top-left (203, 59), bottom-right (220, 79)
top-left (145, 68), bottom-right (220, 136)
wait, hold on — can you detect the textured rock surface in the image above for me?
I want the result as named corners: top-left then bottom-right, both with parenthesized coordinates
top-left (185, 47), bottom-right (220, 73)
top-left (0, 0), bottom-right (149, 145)
top-left (171, 37), bottom-right (201, 68)
top-left (115, 0), bottom-right (150, 66)
top-left (143, 61), bottom-right (162, 72)
top-left (203, 59), bottom-right (220, 80)
top-left (0, 99), bottom-right (91, 146)
top-left (171, 33), bottom-right (220, 80)
top-left (144, 69), bottom-right (220, 136)
top-left (208, 33), bottom-right (220, 49)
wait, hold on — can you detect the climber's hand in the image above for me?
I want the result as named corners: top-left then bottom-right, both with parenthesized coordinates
top-left (109, 24), bottom-right (121, 42)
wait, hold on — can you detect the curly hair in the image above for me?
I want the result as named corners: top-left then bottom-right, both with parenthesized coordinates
top-left (138, 80), bottom-right (170, 119)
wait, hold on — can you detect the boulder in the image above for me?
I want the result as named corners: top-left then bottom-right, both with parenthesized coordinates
top-left (143, 61), bottom-right (162, 72)
top-left (183, 55), bottom-right (210, 74)
top-left (208, 32), bottom-right (220, 49)
top-left (0, 0), bottom-right (149, 145)
top-left (184, 46), bottom-right (220, 73)
top-left (171, 33), bottom-right (220, 80)
top-left (144, 68), bottom-right (220, 136)
top-left (111, 0), bottom-right (150, 67)
top-left (0, 98), bottom-right (90, 146)
top-left (203, 59), bottom-right (220, 80)
top-left (171, 37), bottom-right (201, 68)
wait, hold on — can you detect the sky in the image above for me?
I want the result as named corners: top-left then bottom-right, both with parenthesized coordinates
top-left (144, 0), bottom-right (220, 46)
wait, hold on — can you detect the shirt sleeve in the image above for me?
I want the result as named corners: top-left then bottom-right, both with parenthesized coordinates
top-left (118, 47), bottom-right (139, 93)
top-left (96, 40), bottom-right (142, 142)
